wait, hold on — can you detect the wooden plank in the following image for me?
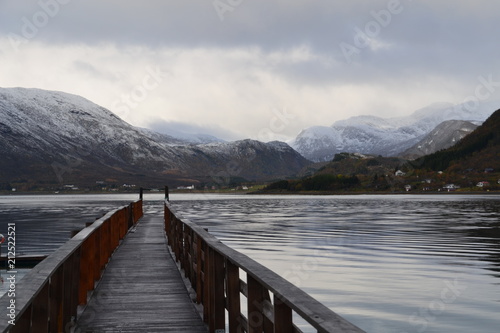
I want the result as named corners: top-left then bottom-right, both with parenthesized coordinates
top-left (62, 257), bottom-right (74, 329)
top-left (93, 229), bottom-right (101, 282)
top-left (69, 247), bottom-right (81, 320)
top-left (48, 266), bottom-right (63, 333)
top-left (31, 283), bottom-right (49, 332)
top-left (202, 241), bottom-right (209, 323)
top-left (247, 275), bottom-right (264, 333)
top-left (213, 251), bottom-right (225, 332)
top-left (274, 294), bottom-right (293, 333)
top-left (75, 214), bottom-right (207, 333)
top-left (78, 238), bottom-right (91, 305)
top-left (196, 235), bottom-right (203, 304)
top-left (226, 260), bottom-right (242, 333)
top-left (10, 304), bottom-right (31, 333)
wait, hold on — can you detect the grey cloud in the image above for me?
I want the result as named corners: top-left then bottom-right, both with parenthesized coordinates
top-left (72, 60), bottom-right (120, 81)
top-left (2, 0), bottom-right (499, 75)
top-left (2, 0), bottom-right (500, 126)
top-left (147, 119), bottom-right (242, 142)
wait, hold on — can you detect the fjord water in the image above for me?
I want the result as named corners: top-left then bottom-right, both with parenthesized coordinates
top-left (1, 194), bottom-right (499, 332)
top-left (172, 194), bottom-right (500, 333)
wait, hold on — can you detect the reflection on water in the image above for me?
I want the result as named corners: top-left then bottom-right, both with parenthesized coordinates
top-left (172, 194), bottom-right (500, 333)
top-left (0, 194), bottom-right (139, 255)
top-left (0, 193), bottom-right (499, 332)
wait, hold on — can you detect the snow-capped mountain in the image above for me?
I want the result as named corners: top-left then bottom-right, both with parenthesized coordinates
top-left (0, 88), bottom-right (309, 187)
top-left (289, 102), bottom-right (498, 162)
top-left (399, 120), bottom-right (479, 160)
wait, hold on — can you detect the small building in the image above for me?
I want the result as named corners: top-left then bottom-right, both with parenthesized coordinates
top-left (404, 185), bottom-right (412, 192)
top-left (476, 181), bottom-right (490, 188)
top-left (395, 170), bottom-right (406, 177)
top-left (177, 185), bottom-right (195, 190)
top-left (484, 168), bottom-right (494, 173)
top-left (443, 184), bottom-right (459, 192)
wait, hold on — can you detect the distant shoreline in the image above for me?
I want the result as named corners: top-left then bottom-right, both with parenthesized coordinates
top-left (1, 190), bottom-right (498, 197)
top-left (249, 190), bottom-right (500, 196)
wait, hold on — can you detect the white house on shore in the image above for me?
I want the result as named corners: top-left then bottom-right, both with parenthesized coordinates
top-left (395, 170), bottom-right (406, 177)
top-left (177, 185), bottom-right (195, 190)
top-left (443, 184), bottom-right (460, 191)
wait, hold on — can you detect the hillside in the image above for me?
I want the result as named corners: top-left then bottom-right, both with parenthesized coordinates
top-left (414, 109), bottom-right (500, 172)
top-left (0, 88), bottom-right (310, 191)
top-left (400, 120), bottom-right (478, 160)
top-left (261, 153), bottom-right (407, 192)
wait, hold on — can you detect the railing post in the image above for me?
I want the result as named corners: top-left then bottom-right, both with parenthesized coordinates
top-left (196, 234), bottom-right (203, 304)
top-left (127, 203), bottom-right (133, 229)
top-left (63, 256), bottom-right (76, 329)
top-left (213, 251), bottom-right (225, 333)
top-left (247, 275), bottom-right (264, 333)
top-left (204, 246), bottom-right (212, 326)
top-left (139, 187), bottom-right (143, 200)
top-left (49, 265), bottom-right (64, 332)
top-left (227, 260), bottom-right (241, 332)
top-left (31, 283), bottom-right (49, 331)
top-left (165, 185), bottom-right (170, 202)
top-left (79, 240), bottom-right (91, 305)
top-left (274, 294), bottom-right (293, 333)
top-left (164, 203), bottom-right (171, 242)
top-left (10, 305), bottom-right (31, 333)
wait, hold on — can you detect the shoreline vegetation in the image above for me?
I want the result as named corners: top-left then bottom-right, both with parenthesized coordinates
top-left (1, 188), bottom-right (499, 196)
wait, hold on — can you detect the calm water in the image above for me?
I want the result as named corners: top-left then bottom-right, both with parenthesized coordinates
top-left (0, 193), bottom-right (499, 332)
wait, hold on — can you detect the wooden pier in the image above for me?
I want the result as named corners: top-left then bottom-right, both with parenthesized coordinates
top-left (75, 213), bottom-right (207, 332)
top-left (0, 191), bottom-right (365, 333)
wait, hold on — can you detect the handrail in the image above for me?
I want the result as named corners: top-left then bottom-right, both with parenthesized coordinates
top-left (0, 199), bottom-right (143, 332)
top-left (164, 200), bottom-right (365, 333)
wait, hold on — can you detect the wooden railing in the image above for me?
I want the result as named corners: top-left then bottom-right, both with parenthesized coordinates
top-left (0, 200), bottom-right (143, 333)
top-left (164, 201), bottom-right (365, 333)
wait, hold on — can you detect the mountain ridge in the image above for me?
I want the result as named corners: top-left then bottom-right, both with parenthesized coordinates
top-left (399, 120), bottom-right (479, 160)
top-left (414, 108), bottom-right (500, 173)
top-left (289, 101), bottom-right (498, 161)
top-left (0, 87), bottom-right (310, 190)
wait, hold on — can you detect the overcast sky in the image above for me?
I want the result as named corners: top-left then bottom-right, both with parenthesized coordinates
top-left (1, 0), bottom-right (500, 141)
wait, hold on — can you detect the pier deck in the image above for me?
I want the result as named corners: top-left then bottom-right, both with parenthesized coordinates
top-left (75, 213), bottom-right (208, 333)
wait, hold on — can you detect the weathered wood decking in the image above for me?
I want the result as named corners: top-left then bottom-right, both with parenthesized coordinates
top-left (75, 213), bottom-right (208, 333)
